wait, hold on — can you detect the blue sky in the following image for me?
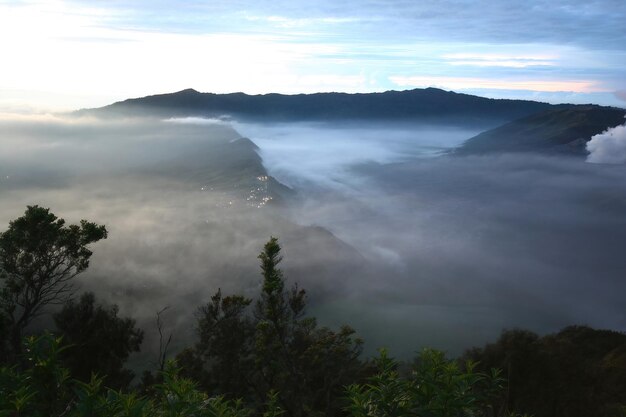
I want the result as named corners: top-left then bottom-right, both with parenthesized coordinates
top-left (1, 0), bottom-right (625, 111)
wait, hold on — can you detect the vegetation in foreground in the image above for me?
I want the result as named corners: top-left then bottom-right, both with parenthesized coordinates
top-left (1, 206), bottom-right (625, 416)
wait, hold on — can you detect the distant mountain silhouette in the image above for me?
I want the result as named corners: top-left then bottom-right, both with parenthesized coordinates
top-left (77, 88), bottom-right (555, 127)
top-left (454, 105), bottom-right (626, 155)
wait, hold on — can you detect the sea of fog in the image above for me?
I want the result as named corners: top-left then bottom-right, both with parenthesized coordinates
top-left (234, 121), bottom-right (476, 190)
top-left (237, 120), bottom-right (626, 357)
top-left (1, 115), bottom-right (626, 361)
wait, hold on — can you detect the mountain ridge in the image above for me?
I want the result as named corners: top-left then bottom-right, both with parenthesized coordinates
top-left (454, 105), bottom-right (626, 156)
top-left (76, 87), bottom-right (559, 128)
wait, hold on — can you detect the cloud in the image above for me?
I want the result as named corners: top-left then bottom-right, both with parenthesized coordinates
top-left (615, 90), bottom-right (626, 102)
top-left (2, 0), bottom-right (625, 111)
top-left (442, 53), bottom-right (556, 68)
top-left (164, 117), bottom-right (227, 125)
top-left (4, 103), bottom-right (626, 363)
top-left (243, 14), bottom-right (364, 28)
top-left (389, 76), bottom-right (604, 93)
top-left (65, 0), bottom-right (626, 49)
top-left (586, 121), bottom-right (626, 163)
top-left (235, 120), bottom-right (626, 356)
top-left (233, 121), bottom-right (478, 189)
top-left (0, 114), bottom-right (371, 364)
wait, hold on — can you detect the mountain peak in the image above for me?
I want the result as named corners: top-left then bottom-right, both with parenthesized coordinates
top-left (176, 88), bottom-right (201, 95)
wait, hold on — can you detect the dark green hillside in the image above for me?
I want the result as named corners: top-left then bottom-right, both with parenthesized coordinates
top-left (77, 88), bottom-right (554, 127)
top-left (455, 105), bottom-right (626, 155)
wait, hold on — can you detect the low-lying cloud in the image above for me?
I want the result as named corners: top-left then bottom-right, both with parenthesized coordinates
top-left (2, 114), bottom-right (626, 363)
top-left (234, 121), bottom-right (479, 190)
top-left (242, 122), bottom-right (626, 356)
top-left (587, 120), bottom-right (626, 163)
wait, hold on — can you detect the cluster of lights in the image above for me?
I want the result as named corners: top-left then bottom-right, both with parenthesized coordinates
top-left (198, 175), bottom-right (273, 209)
top-left (247, 176), bottom-right (272, 208)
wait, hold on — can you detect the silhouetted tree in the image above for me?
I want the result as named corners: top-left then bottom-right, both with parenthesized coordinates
top-left (253, 236), bottom-right (311, 415)
top-left (194, 289), bottom-right (255, 399)
top-left (0, 205), bottom-right (107, 360)
top-left (0, 312), bottom-right (9, 364)
top-left (186, 237), bottom-right (364, 417)
top-left (464, 326), bottom-right (626, 417)
top-left (53, 292), bottom-right (143, 390)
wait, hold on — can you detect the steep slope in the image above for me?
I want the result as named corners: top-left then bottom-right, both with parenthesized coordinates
top-left (143, 134), bottom-right (293, 205)
top-left (0, 116), bottom-right (291, 204)
top-left (76, 88), bottom-right (555, 128)
top-left (454, 105), bottom-right (626, 155)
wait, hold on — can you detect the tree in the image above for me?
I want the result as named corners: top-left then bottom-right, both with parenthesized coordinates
top-left (463, 326), bottom-right (626, 417)
top-left (251, 237), bottom-right (364, 416)
top-left (186, 288), bottom-right (255, 399)
top-left (185, 237), bottom-right (364, 417)
top-left (253, 237), bottom-right (315, 416)
top-left (0, 205), bottom-right (107, 359)
top-left (53, 292), bottom-right (144, 390)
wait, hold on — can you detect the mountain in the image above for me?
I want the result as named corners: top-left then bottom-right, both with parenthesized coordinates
top-left (0, 117), bottom-right (292, 205)
top-left (143, 134), bottom-right (293, 204)
top-left (453, 105), bottom-right (626, 155)
top-left (77, 88), bottom-right (555, 128)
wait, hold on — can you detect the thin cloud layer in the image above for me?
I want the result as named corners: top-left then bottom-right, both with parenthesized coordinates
top-left (63, 0), bottom-right (626, 50)
top-left (1, 1), bottom-right (625, 110)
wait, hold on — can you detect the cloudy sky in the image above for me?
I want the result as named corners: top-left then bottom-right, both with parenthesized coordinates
top-left (1, 0), bottom-right (625, 112)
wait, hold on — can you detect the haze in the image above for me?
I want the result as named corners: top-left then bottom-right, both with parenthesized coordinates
top-left (2, 0), bottom-right (626, 370)
top-left (2, 112), bottom-right (626, 362)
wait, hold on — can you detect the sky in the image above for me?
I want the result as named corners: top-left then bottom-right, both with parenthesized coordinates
top-left (1, 0), bottom-right (625, 112)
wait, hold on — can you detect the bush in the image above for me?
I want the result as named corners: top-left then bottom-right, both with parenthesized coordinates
top-left (345, 348), bottom-right (505, 417)
top-left (0, 333), bottom-right (252, 417)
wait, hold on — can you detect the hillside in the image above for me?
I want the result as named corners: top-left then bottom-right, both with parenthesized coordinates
top-left (454, 105), bottom-right (626, 155)
top-left (140, 134), bottom-right (292, 203)
top-left (77, 88), bottom-right (555, 128)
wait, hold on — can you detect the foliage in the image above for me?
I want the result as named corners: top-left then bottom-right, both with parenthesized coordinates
top-left (0, 333), bottom-right (72, 417)
top-left (345, 348), bottom-right (505, 417)
top-left (252, 237), bottom-right (364, 417)
top-left (0, 333), bottom-right (252, 417)
top-left (4, 206), bottom-right (624, 416)
top-left (464, 326), bottom-right (626, 417)
top-left (263, 390), bottom-right (284, 417)
top-left (53, 292), bottom-right (144, 390)
top-left (196, 288), bottom-right (254, 398)
top-left (0, 311), bottom-right (9, 365)
top-left (0, 205), bottom-right (107, 359)
top-left (182, 237), bottom-right (364, 417)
